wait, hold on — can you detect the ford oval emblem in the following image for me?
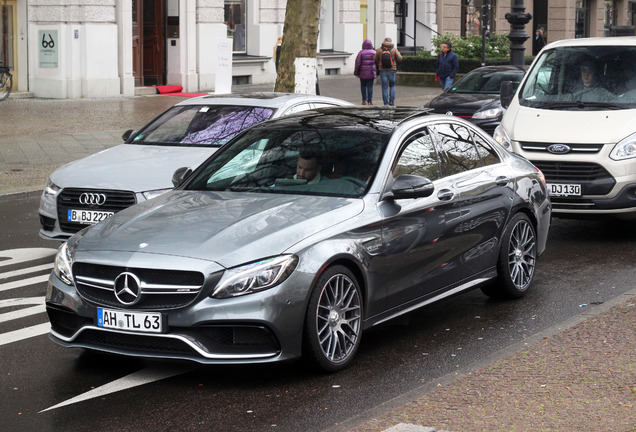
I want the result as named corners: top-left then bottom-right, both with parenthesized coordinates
top-left (547, 144), bottom-right (571, 154)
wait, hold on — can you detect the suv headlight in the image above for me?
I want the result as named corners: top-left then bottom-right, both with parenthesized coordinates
top-left (493, 125), bottom-right (511, 149)
top-left (212, 255), bottom-right (298, 299)
top-left (472, 107), bottom-right (504, 120)
top-left (610, 132), bottom-right (636, 161)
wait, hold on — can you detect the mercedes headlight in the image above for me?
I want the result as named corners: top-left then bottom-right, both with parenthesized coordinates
top-left (610, 132), bottom-right (636, 161)
top-left (212, 255), bottom-right (298, 299)
top-left (493, 125), bottom-right (511, 149)
top-left (54, 241), bottom-right (76, 285)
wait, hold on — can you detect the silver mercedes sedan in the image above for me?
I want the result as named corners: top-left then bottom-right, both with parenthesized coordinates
top-left (38, 93), bottom-right (352, 241)
top-left (46, 107), bottom-right (551, 372)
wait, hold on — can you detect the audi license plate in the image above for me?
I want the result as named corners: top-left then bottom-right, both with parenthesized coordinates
top-left (97, 308), bottom-right (163, 333)
top-left (67, 209), bottom-right (114, 224)
top-left (548, 183), bottom-right (581, 197)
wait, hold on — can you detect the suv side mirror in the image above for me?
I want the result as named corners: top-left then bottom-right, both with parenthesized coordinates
top-left (500, 81), bottom-right (514, 109)
top-left (121, 129), bottom-right (135, 142)
top-left (172, 167), bottom-right (193, 188)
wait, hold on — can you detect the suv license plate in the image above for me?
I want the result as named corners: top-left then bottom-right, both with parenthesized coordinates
top-left (548, 183), bottom-right (581, 197)
top-left (97, 308), bottom-right (163, 333)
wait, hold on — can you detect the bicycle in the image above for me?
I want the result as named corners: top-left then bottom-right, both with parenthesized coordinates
top-left (0, 64), bottom-right (13, 101)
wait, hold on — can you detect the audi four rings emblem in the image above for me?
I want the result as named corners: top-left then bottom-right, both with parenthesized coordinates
top-left (114, 272), bottom-right (142, 305)
top-left (79, 192), bottom-right (107, 205)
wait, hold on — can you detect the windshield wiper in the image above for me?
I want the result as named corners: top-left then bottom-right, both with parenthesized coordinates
top-left (533, 101), bottom-right (624, 110)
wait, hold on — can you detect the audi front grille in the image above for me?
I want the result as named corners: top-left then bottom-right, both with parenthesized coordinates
top-left (57, 188), bottom-right (136, 233)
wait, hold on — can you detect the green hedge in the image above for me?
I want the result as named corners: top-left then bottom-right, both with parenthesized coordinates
top-left (399, 56), bottom-right (535, 73)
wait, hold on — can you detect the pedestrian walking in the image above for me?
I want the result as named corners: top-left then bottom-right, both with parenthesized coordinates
top-left (435, 41), bottom-right (459, 91)
top-left (533, 29), bottom-right (546, 55)
top-left (354, 39), bottom-right (377, 105)
top-left (374, 37), bottom-right (402, 106)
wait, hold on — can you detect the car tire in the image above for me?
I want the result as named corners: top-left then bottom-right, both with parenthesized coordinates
top-left (304, 265), bottom-right (363, 372)
top-left (482, 212), bottom-right (537, 299)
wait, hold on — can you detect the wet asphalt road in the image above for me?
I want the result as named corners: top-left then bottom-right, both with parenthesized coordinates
top-left (2, 194), bottom-right (635, 432)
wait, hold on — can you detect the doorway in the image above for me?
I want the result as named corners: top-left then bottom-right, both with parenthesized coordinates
top-left (132, 0), bottom-right (166, 87)
top-left (1, 0), bottom-right (17, 89)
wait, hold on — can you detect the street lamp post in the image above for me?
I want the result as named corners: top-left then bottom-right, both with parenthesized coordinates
top-left (505, 0), bottom-right (532, 66)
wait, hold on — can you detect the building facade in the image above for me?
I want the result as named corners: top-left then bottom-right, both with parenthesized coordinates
top-left (1, 0), bottom-right (634, 99)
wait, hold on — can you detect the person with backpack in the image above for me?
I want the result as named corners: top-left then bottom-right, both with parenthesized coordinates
top-left (374, 37), bottom-right (402, 106)
top-left (435, 41), bottom-right (459, 90)
top-left (354, 39), bottom-right (377, 105)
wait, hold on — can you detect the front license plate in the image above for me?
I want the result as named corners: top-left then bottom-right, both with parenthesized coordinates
top-left (97, 308), bottom-right (163, 333)
top-left (548, 183), bottom-right (581, 197)
top-left (67, 209), bottom-right (114, 224)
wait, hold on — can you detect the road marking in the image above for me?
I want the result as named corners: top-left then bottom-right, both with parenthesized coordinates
top-left (0, 322), bottom-right (50, 346)
top-left (0, 248), bottom-right (57, 268)
top-left (0, 263), bottom-right (54, 280)
top-left (0, 297), bottom-right (47, 323)
top-left (40, 365), bottom-right (195, 412)
top-left (0, 274), bottom-right (50, 292)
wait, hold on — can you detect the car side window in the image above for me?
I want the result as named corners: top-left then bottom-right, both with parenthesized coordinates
top-left (471, 132), bottom-right (501, 166)
top-left (429, 123), bottom-right (481, 176)
top-left (393, 129), bottom-right (441, 181)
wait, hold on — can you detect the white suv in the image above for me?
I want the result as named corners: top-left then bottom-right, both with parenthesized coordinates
top-left (496, 37), bottom-right (636, 220)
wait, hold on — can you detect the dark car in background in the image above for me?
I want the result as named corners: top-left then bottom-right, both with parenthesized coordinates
top-left (426, 65), bottom-right (527, 135)
top-left (46, 107), bottom-right (551, 372)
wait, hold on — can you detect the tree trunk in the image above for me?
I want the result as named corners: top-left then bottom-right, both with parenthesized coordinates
top-left (274, 0), bottom-right (322, 93)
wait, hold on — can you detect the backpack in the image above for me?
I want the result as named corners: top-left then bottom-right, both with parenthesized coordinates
top-left (380, 47), bottom-right (394, 69)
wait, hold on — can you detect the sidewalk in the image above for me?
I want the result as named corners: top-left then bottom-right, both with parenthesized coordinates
top-left (1, 75), bottom-right (634, 432)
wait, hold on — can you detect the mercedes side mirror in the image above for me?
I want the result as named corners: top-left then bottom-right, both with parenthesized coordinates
top-left (386, 174), bottom-right (435, 200)
top-left (172, 167), bottom-right (193, 188)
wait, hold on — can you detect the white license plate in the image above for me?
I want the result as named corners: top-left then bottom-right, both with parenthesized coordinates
top-left (97, 308), bottom-right (163, 333)
top-left (548, 183), bottom-right (581, 197)
top-left (67, 209), bottom-right (114, 224)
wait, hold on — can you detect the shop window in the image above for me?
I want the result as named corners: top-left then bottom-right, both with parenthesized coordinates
top-left (576, 0), bottom-right (589, 38)
top-left (462, 1), bottom-right (496, 38)
top-left (225, 0), bottom-right (246, 53)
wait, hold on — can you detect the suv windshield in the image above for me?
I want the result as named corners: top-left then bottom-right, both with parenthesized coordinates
top-left (519, 45), bottom-right (636, 109)
top-left (130, 105), bottom-right (275, 147)
top-left (186, 126), bottom-right (388, 198)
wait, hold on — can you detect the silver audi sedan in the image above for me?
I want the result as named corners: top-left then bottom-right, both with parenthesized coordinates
top-left (46, 107), bottom-right (551, 372)
top-left (38, 93), bottom-right (352, 241)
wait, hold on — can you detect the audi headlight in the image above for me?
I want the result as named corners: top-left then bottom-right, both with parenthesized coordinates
top-left (54, 241), bottom-right (75, 285)
top-left (43, 179), bottom-right (61, 197)
top-left (493, 125), bottom-right (511, 149)
top-left (142, 188), bottom-right (173, 200)
top-left (610, 132), bottom-right (636, 161)
top-left (212, 255), bottom-right (298, 299)
top-left (472, 107), bottom-right (504, 120)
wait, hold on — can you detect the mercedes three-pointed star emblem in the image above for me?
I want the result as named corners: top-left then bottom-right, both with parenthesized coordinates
top-left (113, 272), bottom-right (142, 306)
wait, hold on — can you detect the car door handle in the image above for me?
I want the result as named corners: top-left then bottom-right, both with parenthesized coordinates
top-left (437, 189), bottom-right (454, 201)
top-left (495, 176), bottom-right (510, 186)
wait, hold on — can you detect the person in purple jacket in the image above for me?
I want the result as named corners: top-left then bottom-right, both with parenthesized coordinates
top-left (354, 39), bottom-right (377, 105)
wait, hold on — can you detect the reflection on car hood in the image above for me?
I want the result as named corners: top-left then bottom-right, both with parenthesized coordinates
top-left (50, 144), bottom-right (217, 192)
top-left (428, 93), bottom-right (499, 114)
top-left (78, 191), bottom-right (364, 268)
top-left (508, 107), bottom-right (636, 143)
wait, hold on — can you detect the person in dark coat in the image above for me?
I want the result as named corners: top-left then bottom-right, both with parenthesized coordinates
top-left (354, 39), bottom-right (377, 105)
top-left (374, 37), bottom-right (402, 106)
top-left (435, 41), bottom-right (459, 90)
top-left (533, 29), bottom-right (546, 55)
